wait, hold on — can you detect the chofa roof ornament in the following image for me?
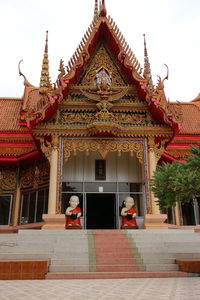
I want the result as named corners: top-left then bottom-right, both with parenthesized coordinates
top-left (100, 0), bottom-right (107, 17)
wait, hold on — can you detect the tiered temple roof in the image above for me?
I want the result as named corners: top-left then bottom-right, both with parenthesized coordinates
top-left (0, 0), bottom-right (200, 165)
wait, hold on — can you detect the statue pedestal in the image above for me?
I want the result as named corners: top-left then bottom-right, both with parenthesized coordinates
top-left (121, 225), bottom-right (138, 230)
top-left (42, 214), bottom-right (65, 230)
top-left (66, 225), bottom-right (82, 230)
top-left (144, 214), bottom-right (168, 229)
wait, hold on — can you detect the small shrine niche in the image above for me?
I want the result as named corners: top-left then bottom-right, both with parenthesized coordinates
top-left (94, 68), bottom-right (112, 87)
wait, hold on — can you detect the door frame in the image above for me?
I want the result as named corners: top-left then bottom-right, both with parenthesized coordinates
top-left (84, 193), bottom-right (119, 229)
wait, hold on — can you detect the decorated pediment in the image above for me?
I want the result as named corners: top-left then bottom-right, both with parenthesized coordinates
top-left (80, 45), bottom-right (126, 87)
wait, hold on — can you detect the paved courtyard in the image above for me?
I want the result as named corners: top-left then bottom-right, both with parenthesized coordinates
top-left (0, 278), bottom-right (200, 300)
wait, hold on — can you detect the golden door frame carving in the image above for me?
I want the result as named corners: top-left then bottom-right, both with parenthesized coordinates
top-left (63, 139), bottom-right (144, 164)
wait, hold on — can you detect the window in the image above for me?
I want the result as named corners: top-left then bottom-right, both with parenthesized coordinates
top-left (20, 188), bottom-right (48, 224)
top-left (0, 194), bottom-right (13, 225)
top-left (95, 160), bottom-right (106, 180)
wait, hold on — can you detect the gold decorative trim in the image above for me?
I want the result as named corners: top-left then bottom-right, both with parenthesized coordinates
top-left (0, 168), bottom-right (17, 191)
top-left (82, 46), bottom-right (125, 86)
top-left (38, 135), bottom-right (60, 162)
top-left (0, 147), bottom-right (35, 156)
top-left (63, 139), bottom-right (144, 164)
top-left (148, 136), bottom-right (170, 162)
top-left (20, 161), bottom-right (50, 190)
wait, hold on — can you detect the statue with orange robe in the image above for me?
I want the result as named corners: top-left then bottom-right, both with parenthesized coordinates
top-left (121, 196), bottom-right (138, 229)
top-left (65, 195), bottom-right (82, 229)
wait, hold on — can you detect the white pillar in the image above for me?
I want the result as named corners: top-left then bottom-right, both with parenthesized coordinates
top-left (148, 147), bottom-right (160, 214)
top-left (47, 141), bottom-right (59, 214)
top-left (175, 202), bottom-right (181, 226)
top-left (13, 185), bottom-right (21, 226)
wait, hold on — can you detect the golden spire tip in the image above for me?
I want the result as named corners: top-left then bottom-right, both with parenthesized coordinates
top-left (39, 31), bottom-right (51, 92)
top-left (143, 34), bottom-right (148, 58)
top-left (143, 34), bottom-right (153, 86)
top-left (45, 31), bottom-right (48, 53)
top-left (100, 0), bottom-right (107, 17)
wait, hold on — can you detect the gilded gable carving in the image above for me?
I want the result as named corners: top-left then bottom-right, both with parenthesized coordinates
top-left (20, 160), bottom-right (50, 189)
top-left (0, 168), bottom-right (17, 192)
top-left (58, 110), bottom-right (157, 128)
top-left (81, 46), bottom-right (125, 86)
top-left (63, 139), bottom-right (144, 164)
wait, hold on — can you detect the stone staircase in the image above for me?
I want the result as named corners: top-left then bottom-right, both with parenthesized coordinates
top-left (0, 229), bottom-right (200, 279)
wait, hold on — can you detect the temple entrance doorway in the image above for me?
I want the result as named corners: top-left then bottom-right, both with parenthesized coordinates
top-left (86, 194), bottom-right (116, 229)
top-left (62, 150), bottom-right (146, 229)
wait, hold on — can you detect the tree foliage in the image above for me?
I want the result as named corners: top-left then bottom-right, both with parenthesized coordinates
top-left (151, 147), bottom-right (200, 208)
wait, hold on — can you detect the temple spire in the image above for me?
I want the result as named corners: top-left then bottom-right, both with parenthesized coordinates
top-left (143, 34), bottom-right (153, 87)
top-left (94, 0), bottom-right (99, 20)
top-left (39, 31), bottom-right (51, 93)
top-left (100, 0), bottom-right (107, 17)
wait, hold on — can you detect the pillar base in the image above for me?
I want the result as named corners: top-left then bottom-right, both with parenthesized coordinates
top-left (144, 214), bottom-right (168, 229)
top-left (194, 226), bottom-right (200, 233)
top-left (42, 214), bottom-right (65, 230)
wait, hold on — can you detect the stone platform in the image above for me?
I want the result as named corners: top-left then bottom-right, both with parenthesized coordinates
top-left (0, 229), bottom-right (200, 279)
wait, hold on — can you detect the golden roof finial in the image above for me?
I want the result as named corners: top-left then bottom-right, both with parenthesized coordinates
top-left (39, 31), bottom-right (51, 93)
top-left (100, 0), bottom-right (107, 17)
top-left (143, 34), bottom-right (153, 87)
top-left (94, 0), bottom-right (99, 20)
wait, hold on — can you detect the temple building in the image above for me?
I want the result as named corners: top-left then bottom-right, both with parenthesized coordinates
top-left (0, 0), bottom-right (200, 231)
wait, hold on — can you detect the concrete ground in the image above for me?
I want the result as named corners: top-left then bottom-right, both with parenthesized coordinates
top-left (0, 278), bottom-right (200, 300)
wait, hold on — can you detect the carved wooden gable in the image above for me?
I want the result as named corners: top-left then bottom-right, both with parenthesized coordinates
top-left (80, 45), bottom-right (126, 86)
top-left (33, 44), bottom-right (172, 139)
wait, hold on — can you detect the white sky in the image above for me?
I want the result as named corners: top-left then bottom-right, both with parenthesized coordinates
top-left (0, 0), bottom-right (199, 102)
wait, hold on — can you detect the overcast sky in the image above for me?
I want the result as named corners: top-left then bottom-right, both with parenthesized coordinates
top-left (0, 0), bottom-right (199, 102)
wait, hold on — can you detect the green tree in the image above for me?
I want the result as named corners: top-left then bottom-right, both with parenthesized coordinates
top-left (151, 147), bottom-right (200, 208)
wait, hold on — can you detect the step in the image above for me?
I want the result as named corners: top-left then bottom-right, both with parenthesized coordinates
top-left (0, 253), bottom-right (51, 260)
top-left (142, 258), bottom-right (175, 264)
top-left (51, 257), bottom-right (137, 265)
top-left (145, 264), bottom-right (179, 272)
top-left (95, 264), bottom-right (140, 272)
top-left (49, 264), bottom-right (140, 273)
top-left (46, 271), bottom-right (188, 279)
top-left (94, 252), bottom-right (134, 258)
top-left (49, 265), bottom-right (89, 272)
top-left (95, 258), bottom-right (138, 265)
top-left (51, 259), bottom-right (90, 265)
top-left (90, 247), bottom-right (134, 253)
top-left (51, 253), bottom-right (89, 259)
top-left (93, 242), bottom-right (131, 248)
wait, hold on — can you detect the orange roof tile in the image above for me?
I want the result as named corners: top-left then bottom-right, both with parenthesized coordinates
top-left (171, 102), bottom-right (200, 135)
top-left (0, 98), bottom-right (23, 132)
top-left (166, 148), bottom-right (190, 160)
top-left (192, 93), bottom-right (200, 102)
